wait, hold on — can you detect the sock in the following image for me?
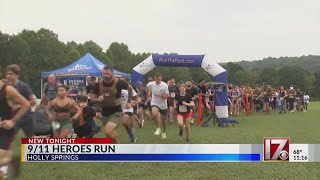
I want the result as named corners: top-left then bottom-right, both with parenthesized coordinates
top-left (128, 129), bottom-right (135, 139)
top-left (0, 165), bottom-right (8, 175)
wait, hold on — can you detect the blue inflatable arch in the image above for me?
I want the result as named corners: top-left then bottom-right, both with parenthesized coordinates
top-left (131, 54), bottom-right (230, 124)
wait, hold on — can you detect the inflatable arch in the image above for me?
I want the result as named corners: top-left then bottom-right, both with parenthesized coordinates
top-left (131, 54), bottom-right (230, 124)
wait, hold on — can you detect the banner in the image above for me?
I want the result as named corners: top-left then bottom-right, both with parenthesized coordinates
top-left (21, 138), bottom-right (316, 162)
top-left (57, 77), bottom-right (86, 86)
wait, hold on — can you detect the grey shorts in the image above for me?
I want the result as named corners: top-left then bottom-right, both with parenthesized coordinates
top-left (151, 106), bottom-right (168, 116)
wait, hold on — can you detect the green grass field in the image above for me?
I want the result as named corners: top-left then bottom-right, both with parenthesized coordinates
top-left (12, 102), bottom-right (320, 180)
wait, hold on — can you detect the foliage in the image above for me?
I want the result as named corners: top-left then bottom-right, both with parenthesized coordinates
top-left (0, 28), bottom-right (319, 98)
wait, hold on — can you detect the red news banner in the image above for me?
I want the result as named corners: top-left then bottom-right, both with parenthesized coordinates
top-left (21, 138), bottom-right (113, 144)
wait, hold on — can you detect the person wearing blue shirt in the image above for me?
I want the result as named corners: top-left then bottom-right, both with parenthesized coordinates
top-left (5, 64), bottom-right (37, 137)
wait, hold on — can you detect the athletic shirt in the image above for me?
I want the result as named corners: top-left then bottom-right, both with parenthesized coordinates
top-left (121, 89), bottom-right (137, 113)
top-left (147, 81), bottom-right (169, 110)
top-left (168, 85), bottom-right (179, 99)
top-left (43, 82), bottom-right (59, 100)
top-left (186, 87), bottom-right (198, 98)
top-left (86, 83), bottom-right (99, 95)
top-left (175, 94), bottom-right (193, 114)
top-left (0, 83), bottom-right (12, 120)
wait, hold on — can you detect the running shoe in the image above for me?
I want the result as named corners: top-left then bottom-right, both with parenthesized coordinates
top-left (162, 133), bottom-right (167, 139)
top-left (130, 136), bottom-right (137, 143)
top-left (154, 128), bottom-right (161, 135)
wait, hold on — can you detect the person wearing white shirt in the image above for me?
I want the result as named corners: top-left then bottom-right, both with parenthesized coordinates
top-left (303, 93), bottom-right (310, 112)
top-left (121, 87), bottom-right (141, 143)
top-left (147, 73), bottom-right (170, 139)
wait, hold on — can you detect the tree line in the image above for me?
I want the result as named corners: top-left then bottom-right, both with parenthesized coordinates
top-left (0, 28), bottom-right (319, 99)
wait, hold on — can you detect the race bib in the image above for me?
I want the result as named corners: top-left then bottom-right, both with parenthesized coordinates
top-left (289, 96), bottom-right (294, 98)
top-left (280, 97), bottom-right (284, 101)
top-left (104, 93), bottom-right (110, 97)
top-left (179, 105), bottom-right (188, 113)
top-left (296, 97), bottom-right (300, 100)
top-left (170, 92), bottom-right (176, 98)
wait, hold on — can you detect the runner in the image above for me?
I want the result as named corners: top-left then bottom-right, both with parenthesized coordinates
top-left (120, 83), bottom-right (140, 143)
top-left (263, 85), bottom-right (273, 112)
top-left (175, 84), bottom-right (195, 143)
top-left (136, 81), bottom-right (148, 128)
top-left (85, 76), bottom-right (101, 118)
top-left (253, 86), bottom-right (263, 112)
top-left (121, 76), bottom-right (141, 128)
top-left (5, 64), bottom-right (37, 137)
top-left (296, 88), bottom-right (303, 112)
top-left (147, 73), bottom-right (169, 139)
top-left (46, 85), bottom-right (82, 138)
top-left (279, 86), bottom-right (287, 114)
top-left (0, 79), bottom-right (30, 179)
top-left (197, 79), bottom-right (207, 117)
top-left (303, 92), bottom-right (310, 112)
top-left (185, 81), bottom-right (198, 124)
top-left (167, 80), bottom-right (178, 123)
top-left (73, 95), bottom-right (97, 138)
top-left (230, 86), bottom-right (241, 116)
top-left (287, 85), bottom-right (296, 113)
top-left (91, 66), bottom-right (133, 143)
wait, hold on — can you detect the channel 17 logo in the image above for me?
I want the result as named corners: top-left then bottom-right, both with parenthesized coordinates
top-left (264, 138), bottom-right (290, 161)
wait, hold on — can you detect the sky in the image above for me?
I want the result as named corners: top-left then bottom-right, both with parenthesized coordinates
top-left (1, 0), bottom-right (319, 63)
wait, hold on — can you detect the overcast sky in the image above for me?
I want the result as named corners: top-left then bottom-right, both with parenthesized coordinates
top-left (1, 0), bottom-right (319, 62)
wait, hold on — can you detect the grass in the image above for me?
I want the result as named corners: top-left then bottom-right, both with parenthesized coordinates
top-left (11, 102), bottom-right (320, 180)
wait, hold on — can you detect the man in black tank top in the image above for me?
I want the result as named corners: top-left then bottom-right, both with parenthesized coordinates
top-left (91, 66), bottom-right (134, 144)
top-left (0, 80), bottom-right (30, 179)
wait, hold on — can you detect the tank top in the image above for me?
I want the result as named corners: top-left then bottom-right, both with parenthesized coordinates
top-left (0, 83), bottom-right (13, 120)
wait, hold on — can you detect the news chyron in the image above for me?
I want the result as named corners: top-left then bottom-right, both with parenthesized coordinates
top-left (264, 137), bottom-right (290, 162)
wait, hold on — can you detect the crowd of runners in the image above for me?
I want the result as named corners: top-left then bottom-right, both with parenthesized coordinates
top-left (0, 64), bottom-right (312, 179)
top-left (227, 83), bottom-right (310, 116)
